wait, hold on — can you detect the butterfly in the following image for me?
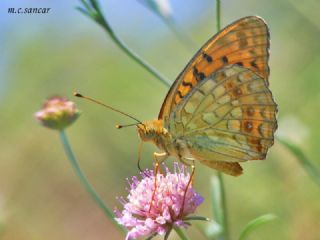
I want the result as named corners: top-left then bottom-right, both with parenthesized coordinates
top-left (76, 16), bottom-right (277, 176)
top-left (135, 16), bottom-right (277, 176)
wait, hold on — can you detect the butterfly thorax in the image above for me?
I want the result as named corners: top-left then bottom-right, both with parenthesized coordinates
top-left (137, 119), bottom-right (174, 154)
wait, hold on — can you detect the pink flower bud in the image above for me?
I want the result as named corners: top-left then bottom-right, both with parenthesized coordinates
top-left (35, 96), bottom-right (80, 130)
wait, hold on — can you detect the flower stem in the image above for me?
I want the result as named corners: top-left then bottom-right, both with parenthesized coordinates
top-left (59, 130), bottom-right (125, 234)
top-left (102, 24), bottom-right (172, 88)
top-left (173, 226), bottom-right (190, 240)
top-left (217, 173), bottom-right (229, 240)
top-left (215, 1), bottom-right (229, 239)
top-left (216, 0), bottom-right (221, 32)
top-left (78, 0), bottom-right (171, 87)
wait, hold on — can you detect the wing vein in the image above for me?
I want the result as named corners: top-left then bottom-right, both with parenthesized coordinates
top-left (184, 77), bottom-right (269, 128)
top-left (185, 127), bottom-right (274, 140)
top-left (184, 90), bottom-right (272, 133)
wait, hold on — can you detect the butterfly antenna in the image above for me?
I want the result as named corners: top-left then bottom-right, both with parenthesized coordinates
top-left (74, 92), bottom-right (142, 126)
top-left (116, 123), bottom-right (138, 129)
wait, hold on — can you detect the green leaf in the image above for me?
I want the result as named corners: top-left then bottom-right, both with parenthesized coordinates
top-left (75, 7), bottom-right (92, 18)
top-left (183, 216), bottom-right (210, 222)
top-left (79, 0), bottom-right (92, 12)
top-left (239, 214), bottom-right (277, 240)
top-left (277, 137), bottom-right (320, 186)
top-left (89, 0), bottom-right (100, 10)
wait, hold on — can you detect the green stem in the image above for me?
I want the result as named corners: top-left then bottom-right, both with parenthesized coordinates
top-left (216, 0), bottom-right (221, 32)
top-left (217, 173), bottom-right (229, 240)
top-left (173, 226), bottom-right (190, 240)
top-left (78, 0), bottom-right (171, 87)
top-left (104, 25), bottom-right (171, 88)
top-left (59, 130), bottom-right (125, 234)
top-left (215, 1), bottom-right (229, 239)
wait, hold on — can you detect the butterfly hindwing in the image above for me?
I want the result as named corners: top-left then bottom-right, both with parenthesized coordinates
top-left (168, 65), bottom-right (277, 172)
top-left (198, 161), bottom-right (243, 176)
top-left (159, 16), bottom-right (270, 122)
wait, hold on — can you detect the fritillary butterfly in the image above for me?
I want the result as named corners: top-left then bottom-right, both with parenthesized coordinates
top-left (136, 16), bottom-right (277, 176)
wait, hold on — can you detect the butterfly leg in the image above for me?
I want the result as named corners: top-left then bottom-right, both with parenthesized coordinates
top-left (137, 141), bottom-right (144, 172)
top-left (149, 152), bottom-right (168, 213)
top-left (154, 152), bottom-right (168, 174)
top-left (179, 159), bottom-right (195, 218)
top-left (180, 157), bottom-right (194, 166)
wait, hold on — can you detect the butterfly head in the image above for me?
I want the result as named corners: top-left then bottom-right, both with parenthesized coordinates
top-left (137, 119), bottom-right (167, 142)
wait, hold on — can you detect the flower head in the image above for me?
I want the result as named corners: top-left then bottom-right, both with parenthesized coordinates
top-left (115, 163), bottom-right (204, 240)
top-left (35, 96), bottom-right (80, 130)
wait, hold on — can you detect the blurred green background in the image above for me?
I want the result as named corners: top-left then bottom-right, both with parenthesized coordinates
top-left (1, 0), bottom-right (320, 239)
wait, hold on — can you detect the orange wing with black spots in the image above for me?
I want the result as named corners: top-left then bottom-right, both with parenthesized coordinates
top-left (159, 16), bottom-right (270, 123)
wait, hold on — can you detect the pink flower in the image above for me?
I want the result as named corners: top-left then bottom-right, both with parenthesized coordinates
top-left (115, 163), bottom-right (204, 240)
top-left (35, 96), bottom-right (80, 130)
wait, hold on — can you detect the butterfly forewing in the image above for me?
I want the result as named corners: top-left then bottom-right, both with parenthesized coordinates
top-left (169, 65), bottom-right (277, 168)
top-left (159, 16), bottom-right (270, 122)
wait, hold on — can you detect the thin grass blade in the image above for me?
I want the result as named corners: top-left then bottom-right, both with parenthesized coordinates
top-left (239, 214), bottom-right (277, 240)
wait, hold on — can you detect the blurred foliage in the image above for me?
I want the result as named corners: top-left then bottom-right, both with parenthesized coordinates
top-left (239, 214), bottom-right (277, 240)
top-left (209, 175), bottom-right (227, 239)
top-left (1, 0), bottom-right (320, 239)
top-left (277, 137), bottom-right (320, 186)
